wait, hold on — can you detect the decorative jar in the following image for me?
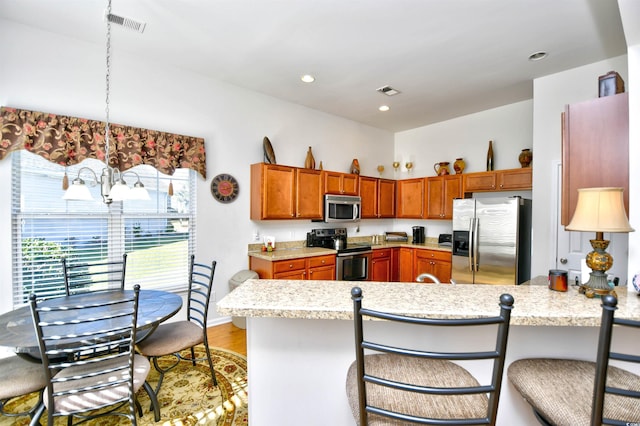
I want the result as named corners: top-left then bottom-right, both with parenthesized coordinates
top-left (519, 149), bottom-right (532, 168)
top-left (453, 158), bottom-right (465, 174)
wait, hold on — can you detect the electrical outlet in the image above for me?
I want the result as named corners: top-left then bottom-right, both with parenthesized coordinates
top-left (253, 230), bottom-right (260, 241)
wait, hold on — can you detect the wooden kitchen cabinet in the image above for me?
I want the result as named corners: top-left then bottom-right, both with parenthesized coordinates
top-left (323, 171), bottom-right (359, 195)
top-left (391, 248), bottom-right (400, 282)
top-left (250, 163), bottom-right (323, 220)
top-left (360, 176), bottom-right (396, 219)
top-left (249, 254), bottom-right (336, 280)
top-left (359, 176), bottom-right (377, 218)
top-left (561, 92), bottom-right (629, 225)
top-left (398, 247), bottom-right (415, 282)
top-left (378, 179), bottom-right (396, 217)
top-left (426, 175), bottom-right (462, 219)
top-left (370, 248), bottom-right (392, 281)
top-left (396, 178), bottom-right (425, 218)
top-left (462, 168), bottom-right (531, 193)
top-left (497, 168), bottom-right (532, 190)
top-left (307, 255), bottom-right (336, 280)
top-left (414, 249), bottom-right (451, 284)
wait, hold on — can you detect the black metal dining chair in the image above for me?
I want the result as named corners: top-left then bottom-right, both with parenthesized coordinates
top-left (345, 287), bottom-right (514, 425)
top-left (508, 294), bottom-right (640, 425)
top-left (29, 284), bottom-right (160, 425)
top-left (0, 355), bottom-right (47, 422)
top-left (136, 255), bottom-right (218, 401)
top-left (62, 253), bottom-right (127, 295)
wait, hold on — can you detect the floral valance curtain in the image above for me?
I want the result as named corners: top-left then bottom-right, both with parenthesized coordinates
top-left (0, 106), bottom-right (206, 179)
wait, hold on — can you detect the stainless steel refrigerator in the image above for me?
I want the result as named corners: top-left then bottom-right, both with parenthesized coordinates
top-left (451, 197), bottom-right (532, 285)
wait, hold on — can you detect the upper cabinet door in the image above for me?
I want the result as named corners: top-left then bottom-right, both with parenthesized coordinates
top-left (323, 171), bottom-right (359, 195)
top-left (251, 163), bottom-right (296, 220)
top-left (250, 163), bottom-right (322, 220)
top-left (378, 179), bottom-right (396, 218)
top-left (359, 176), bottom-right (378, 218)
top-left (426, 175), bottom-right (461, 219)
top-left (296, 168), bottom-right (323, 219)
top-left (562, 93), bottom-right (629, 225)
top-left (396, 178), bottom-right (425, 218)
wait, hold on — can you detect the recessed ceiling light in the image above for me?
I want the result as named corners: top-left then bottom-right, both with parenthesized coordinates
top-left (379, 105), bottom-right (390, 112)
top-left (528, 51), bottom-right (548, 61)
top-left (301, 74), bottom-right (315, 83)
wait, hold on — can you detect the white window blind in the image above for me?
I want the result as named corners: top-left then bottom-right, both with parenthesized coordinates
top-left (11, 150), bottom-right (196, 306)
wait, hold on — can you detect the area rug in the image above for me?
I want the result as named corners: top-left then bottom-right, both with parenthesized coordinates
top-left (0, 345), bottom-right (248, 426)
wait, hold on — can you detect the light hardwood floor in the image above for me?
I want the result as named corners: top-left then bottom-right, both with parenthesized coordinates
top-left (207, 322), bottom-right (247, 356)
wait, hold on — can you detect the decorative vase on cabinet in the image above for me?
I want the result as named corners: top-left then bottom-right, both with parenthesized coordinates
top-left (305, 146), bottom-right (315, 169)
top-left (518, 149), bottom-right (532, 168)
top-left (453, 158), bottom-right (465, 174)
top-left (486, 140), bottom-right (494, 171)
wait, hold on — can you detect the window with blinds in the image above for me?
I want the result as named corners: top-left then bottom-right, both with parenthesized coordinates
top-left (11, 150), bottom-right (196, 305)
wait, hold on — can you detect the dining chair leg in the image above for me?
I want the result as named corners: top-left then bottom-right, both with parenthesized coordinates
top-left (143, 381), bottom-right (161, 422)
top-left (204, 344), bottom-right (218, 387)
top-left (28, 402), bottom-right (45, 426)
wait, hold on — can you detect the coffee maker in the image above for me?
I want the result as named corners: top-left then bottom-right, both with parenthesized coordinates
top-left (412, 226), bottom-right (425, 244)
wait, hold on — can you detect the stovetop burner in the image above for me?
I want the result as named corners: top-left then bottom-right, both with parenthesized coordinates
top-left (337, 242), bottom-right (372, 255)
top-left (306, 228), bottom-right (371, 254)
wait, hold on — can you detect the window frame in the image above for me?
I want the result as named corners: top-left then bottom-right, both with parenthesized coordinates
top-left (11, 151), bottom-right (196, 306)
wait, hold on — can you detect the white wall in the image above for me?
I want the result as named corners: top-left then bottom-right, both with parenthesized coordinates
top-left (393, 100), bottom-right (535, 259)
top-left (395, 100), bottom-right (534, 175)
top-left (392, 54), bottom-right (631, 281)
top-left (531, 56), bottom-right (629, 280)
top-left (0, 19), bottom-right (394, 319)
top-left (619, 0), bottom-right (640, 290)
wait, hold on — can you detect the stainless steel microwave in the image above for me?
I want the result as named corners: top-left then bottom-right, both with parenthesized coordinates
top-left (324, 194), bottom-right (361, 223)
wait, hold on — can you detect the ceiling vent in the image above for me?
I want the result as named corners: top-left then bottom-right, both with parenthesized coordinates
top-left (377, 85), bottom-right (401, 96)
top-left (105, 11), bottom-right (146, 33)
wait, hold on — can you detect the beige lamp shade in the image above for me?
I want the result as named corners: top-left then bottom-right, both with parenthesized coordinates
top-left (566, 187), bottom-right (634, 233)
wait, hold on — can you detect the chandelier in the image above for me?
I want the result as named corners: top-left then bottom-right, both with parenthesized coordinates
top-left (63, 0), bottom-right (149, 204)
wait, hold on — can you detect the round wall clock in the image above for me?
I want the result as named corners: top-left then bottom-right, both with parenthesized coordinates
top-left (210, 173), bottom-right (239, 203)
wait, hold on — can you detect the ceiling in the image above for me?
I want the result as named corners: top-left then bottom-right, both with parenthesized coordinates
top-left (0, 0), bottom-right (628, 132)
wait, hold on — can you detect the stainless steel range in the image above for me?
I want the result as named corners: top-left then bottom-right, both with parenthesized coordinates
top-left (306, 228), bottom-right (372, 281)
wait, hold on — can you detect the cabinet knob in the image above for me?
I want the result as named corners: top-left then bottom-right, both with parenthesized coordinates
top-left (560, 258), bottom-right (568, 264)
top-left (289, 264), bottom-right (294, 268)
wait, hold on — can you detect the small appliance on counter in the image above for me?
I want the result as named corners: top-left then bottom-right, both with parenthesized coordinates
top-left (385, 232), bottom-right (408, 242)
top-left (412, 226), bottom-right (425, 244)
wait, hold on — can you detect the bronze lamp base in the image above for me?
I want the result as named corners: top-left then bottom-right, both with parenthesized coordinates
top-left (579, 235), bottom-right (616, 298)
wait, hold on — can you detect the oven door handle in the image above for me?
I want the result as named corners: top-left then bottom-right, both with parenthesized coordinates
top-left (337, 250), bottom-right (372, 257)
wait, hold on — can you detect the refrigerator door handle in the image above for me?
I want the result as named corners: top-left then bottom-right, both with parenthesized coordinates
top-left (468, 218), bottom-right (474, 272)
top-left (473, 217), bottom-right (480, 272)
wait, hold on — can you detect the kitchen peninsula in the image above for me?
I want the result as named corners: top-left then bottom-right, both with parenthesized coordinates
top-left (217, 280), bottom-right (640, 426)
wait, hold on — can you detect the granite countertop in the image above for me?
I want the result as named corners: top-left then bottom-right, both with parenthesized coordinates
top-left (217, 279), bottom-right (640, 327)
top-left (248, 237), bottom-right (451, 261)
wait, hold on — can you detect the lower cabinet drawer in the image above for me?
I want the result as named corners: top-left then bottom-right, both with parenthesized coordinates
top-left (372, 248), bottom-right (392, 259)
top-left (273, 258), bottom-right (306, 273)
top-left (307, 255), bottom-right (336, 268)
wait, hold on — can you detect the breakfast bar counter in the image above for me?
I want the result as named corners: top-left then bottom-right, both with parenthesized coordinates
top-left (217, 280), bottom-right (640, 426)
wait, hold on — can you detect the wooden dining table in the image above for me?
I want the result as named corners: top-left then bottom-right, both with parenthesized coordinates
top-left (0, 289), bottom-right (183, 356)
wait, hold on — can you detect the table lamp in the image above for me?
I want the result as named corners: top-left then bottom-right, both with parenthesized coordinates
top-left (566, 187), bottom-right (634, 298)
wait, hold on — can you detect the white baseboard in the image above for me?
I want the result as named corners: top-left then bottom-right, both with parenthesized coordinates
top-left (208, 316), bottom-right (232, 327)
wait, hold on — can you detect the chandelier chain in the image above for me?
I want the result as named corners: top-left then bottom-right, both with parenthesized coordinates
top-left (105, 0), bottom-right (112, 166)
